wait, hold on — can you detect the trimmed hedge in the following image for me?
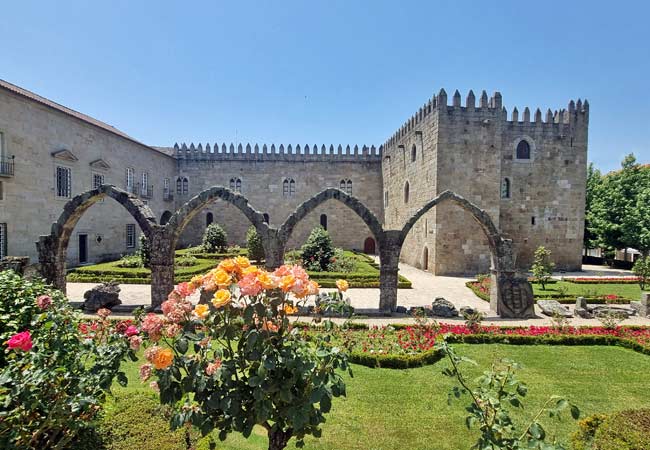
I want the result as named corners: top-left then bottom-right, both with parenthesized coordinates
top-left (466, 281), bottom-right (633, 304)
top-left (564, 277), bottom-right (640, 284)
top-left (571, 409), bottom-right (650, 450)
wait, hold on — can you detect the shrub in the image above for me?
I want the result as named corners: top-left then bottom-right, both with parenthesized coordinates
top-left (116, 254), bottom-right (143, 268)
top-left (201, 223), bottom-right (228, 253)
top-left (246, 225), bottom-right (265, 262)
top-left (571, 409), bottom-right (650, 450)
top-left (329, 248), bottom-right (357, 272)
top-left (531, 245), bottom-right (555, 290)
top-left (174, 255), bottom-right (198, 267)
top-left (138, 258), bottom-right (351, 450)
top-left (301, 226), bottom-right (335, 271)
top-left (137, 234), bottom-right (151, 268)
top-left (0, 271), bottom-right (137, 449)
top-left (633, 256), bottom-right (650, 290)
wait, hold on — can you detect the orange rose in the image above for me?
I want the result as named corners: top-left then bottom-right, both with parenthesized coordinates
top-left (279, 274), bottom-right (296, 292)
top-left (242, 265), bottom-right (259, 276)
top-left (213, 269), bottom-right (231, 287)
top-left (193, 304), bottom-right (210, 319)
top-left (234, 255), bottom-right (250, 269)
top-left (284, 304), bottom-right (298, 315)
top-left (336, 279), bottom-right (349, 292)
top-left (262, 320), bottom-right (279, 333)
top-left (257, 271), bottom-right (277, 289)
top-left (218, 259), bottom-right (237, 273)
top-left (212, 289), bottom-right (232, 308)
top-left (153, 348), bottom-right (174, 370)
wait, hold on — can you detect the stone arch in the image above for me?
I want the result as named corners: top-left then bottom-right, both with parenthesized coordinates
top-left (278, 188), bottom-right (384, 247)
top-left (165, 186), bottom-right (269, 250)
top-left (36, 184), bottom-right (157, 292)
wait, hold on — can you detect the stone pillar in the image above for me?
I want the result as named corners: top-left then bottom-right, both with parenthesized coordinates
top-left (631, 292), bottom-right (650, 317)
top-left (378, 231), bottom-right (401, 314)
top-left (36, 235), bottom-right (67, 293)
top-left (263, 230), bottom-right (285, 270)
top-left (149, 228), bottom-right (174, 311)
top-left (490, 239), bottom-right (535, 319)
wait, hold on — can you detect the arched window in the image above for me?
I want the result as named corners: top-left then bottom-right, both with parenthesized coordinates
top-left (263, 213), bottom-right (270, 224)
top-left (501, 178), bottom-right (511, 199)
top-left (346, 180), bottom-right (352, 195)
top-left (411, 144), bottom-right (417, 162)
top-left (339, 179), bottom-right (346, 191)
top-left (160, 210), bottom-right (172, 225)
top-left (339, 179), bottom-right (353, 195)
top-left (229, 177), bottom-right (242, 192)
top-left (320, 214), bottom-right (328, 230)
top-left (176, 178), bottom-right (182, 195)
top-left (283, 178), bottom-right (296, 196)
top-left (516, 140), bottom-right (531, 159)
top-left (177, 177), bottom-right (189, 195)
top-left (182, 177), bottom-right (189, 195)
top-left (206, 212), bottom-right (214, 227)
top-left (404, 181), bottom-right (410, 204)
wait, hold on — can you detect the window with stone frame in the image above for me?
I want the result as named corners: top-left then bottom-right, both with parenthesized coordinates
top-left (177, 177), bottom-right (189, 195)
top-left (283, 178), bottom-right (296, 197)
top-left (126, 167), bottom-right (135, 193)
top-left (141, 171), bottom-right (149, 196)
top-left (501, 177), bottom-right (511, 199)
top-left (411, 144), bottom-right (417, 162)
top-left (176, 177), bottom-right (182, 195)
top-left (182, 177), bottom-right (189, 195)
top-left (163, 178), bottom-right (170, 197)
top-left (56, 166), bottom-right (72, 198)
top-left (0, 223), bottom-right (6, 258)
top-left (516, 140), bottom-right (531, 159)
top-left (206, 212), bottom-right (214, 226)
top-left (126, 224), bottom-right (136, 248)
top-left (230, 177), bottom-right (242, 192)
top-left (339, 179), bottom-right (353, 195)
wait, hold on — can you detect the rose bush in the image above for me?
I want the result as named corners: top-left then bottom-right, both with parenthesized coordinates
top-left (0, 270), bottom-right (138, 449)
top-left (138, 256), bottom-right (351, 450)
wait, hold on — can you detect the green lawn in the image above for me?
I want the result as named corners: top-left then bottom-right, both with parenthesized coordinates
top-left (534, 280), bottom-right (642, 300)
top-left (116, 344), bottom-right (650, 449)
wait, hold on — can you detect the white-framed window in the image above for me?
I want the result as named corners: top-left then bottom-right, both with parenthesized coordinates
top-left (141, 171), bottom-right (149, 196)
top-left (0, 223), bottom-right (6, 258)
top-left (164, 177), bottom-right (170, 193)
top-left (56, 166), bottom-right (72, 198)
top-left (93, 173), bottom-right (105, 189)
top-left (283, 178), bottom-right (295, 197)
top-left (229, 177), bottom-right (242, 192)
top-left (126, 224), bottom-right (136, 248)
top-left (126, 167), bottom-right (135, 193)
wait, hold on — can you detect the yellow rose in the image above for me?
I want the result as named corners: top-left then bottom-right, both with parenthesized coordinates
top-left (279, 274), bottom-right (296, 292)
top-left (213, 269), bottom-right (231, 287)
top-left (257, 271), bottom-right (277, 289)
top-left (212, 289), bottom-right (232, 308)
top-left (234, 255), bottom-right (250, 269)
top-left (284, 304), bottom-right (298, 315)
top-left (242, 265), bottom-right (259, 275)
top-left (336, 279), bottom-right (349, 292)
top-left (153, 348), bottom-right (174, 370)
top-left (193, 304), bottom-right (210, 319)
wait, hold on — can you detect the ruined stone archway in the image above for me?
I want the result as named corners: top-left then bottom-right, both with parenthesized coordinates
top-left (278, 188), bottom-right (385, 248)
top-left (36, 185), bottom-right (157, 293)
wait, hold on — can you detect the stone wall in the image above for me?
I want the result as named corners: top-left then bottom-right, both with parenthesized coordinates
top-left (0, 87), bottom-right (177, 266)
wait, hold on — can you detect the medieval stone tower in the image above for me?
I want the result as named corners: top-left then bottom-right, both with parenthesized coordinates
top-left (382, 89), bottom-right (588, 275)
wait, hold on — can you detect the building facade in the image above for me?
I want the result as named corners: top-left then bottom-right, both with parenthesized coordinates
top-left (0, 80), bottom-right (588, 274)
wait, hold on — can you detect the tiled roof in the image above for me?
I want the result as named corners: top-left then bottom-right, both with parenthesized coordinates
top-left (0, 78), bottom-right (170, 157)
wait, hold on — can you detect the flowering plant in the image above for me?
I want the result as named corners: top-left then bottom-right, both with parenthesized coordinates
top-left (0, 270), bottom-right (137, 449)
top-left (139, 257), bottom-right (351, 450)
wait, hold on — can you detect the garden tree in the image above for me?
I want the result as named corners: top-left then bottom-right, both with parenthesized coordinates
top-left (633, 256), bottom-right (650, 290)
top-left (137, 233), bottom-right (151, 268)
top-left (246, 225), bottom-right (265, 262)
top-left (583, 163), bottom-right (602, 251)
top-left (301, 226), bottom-right (335, 271)
top-left (138, 257), bottom-right (351, 450)
top-left (202, 223), bottom-right (228, 253)
top-left (588, 154), bottom-right (650, 257)
top-left (531, 246), bottom-right (555, 290)
top-left (441, 341), bottom-right (580, 450)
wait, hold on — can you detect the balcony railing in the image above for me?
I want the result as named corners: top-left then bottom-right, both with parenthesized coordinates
top-left (137, 183), bottom-right (153, 199)
top-left (163, 189), bottom-right (174, 201)
top-left (0, 156), bottom-right (15, 177)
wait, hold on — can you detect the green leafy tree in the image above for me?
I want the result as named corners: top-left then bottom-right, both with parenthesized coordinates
top-left (441, 341), bottom-right (579, 450)
top-left (246, 226), bottom-right (265, 262)
top-left (301, 227), bottom-right (335, 271)
top-left (583, 163), bottom-right (602, 251)
top-left (202, 223), bottom-right (228, 253)
top-left (633, 255), bottom-right (650, 290)
top-left (531, 246), bottom-right (555, 290)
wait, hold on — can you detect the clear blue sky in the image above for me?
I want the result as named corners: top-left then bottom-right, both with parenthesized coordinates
top-left (1, 0), bottom-right (648, 172)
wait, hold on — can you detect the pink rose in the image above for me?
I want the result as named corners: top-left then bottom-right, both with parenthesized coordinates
top-left (129, 335), bottom-right (143, 351)
top-left (36, 295), bottom-right (52, 310)
top-left (125, 325), bottom-right (139, 337)
top-left (149, 381), bottom-right (160, 392)
top-left (7, 331), bottom-right (32, 351)
top-left (97, 308), bottom-right (111, 319)
top-left (205, 358), bottom-right (222, 376)
top-left (139, 363), bottom-right (153, 382)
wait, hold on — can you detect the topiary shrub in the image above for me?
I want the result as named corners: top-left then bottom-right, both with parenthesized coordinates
top-left (137, 234), bottom-right (151, 268)
top-left (201, 223), bottom-right (228, 253)
top-left (301, 226), bottom-right (335, 271)
top-left (571, 409), bottom-right (650, 450)
top-left (246, 225), bottom-right (265, 262)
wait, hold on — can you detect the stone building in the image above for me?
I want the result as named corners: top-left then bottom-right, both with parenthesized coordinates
top-left (0, 79), bottom-right (588, 274)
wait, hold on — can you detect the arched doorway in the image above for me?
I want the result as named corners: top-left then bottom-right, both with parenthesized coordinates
top-left (160, 210), bottom-right (172, 225)
top-left (422, 246), bottom-right (429, 270)
top-left (363, 237), bottom-right (376, 255)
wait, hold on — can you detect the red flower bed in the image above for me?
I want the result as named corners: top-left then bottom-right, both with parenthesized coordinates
top-left (395, 324), bottom-right (650, 353)
top-left (564, 277), bottom-right (640, 284)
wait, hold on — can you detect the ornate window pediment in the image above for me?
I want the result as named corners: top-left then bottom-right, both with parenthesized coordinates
top-left (51, 149), bottom-right (78, 162)
top-left (89, 158), bottom-right (111, 170)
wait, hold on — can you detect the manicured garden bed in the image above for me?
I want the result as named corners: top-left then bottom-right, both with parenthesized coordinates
top-left (67, 250), bottom-right (412, 288)
top-left (114, 342), bottom-right (650, 450)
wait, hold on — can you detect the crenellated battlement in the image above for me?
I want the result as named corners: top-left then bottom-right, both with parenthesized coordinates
top-left (172, 142), bottom-right (382, 162)
top-left (382, 89), bottom-right (589, 150)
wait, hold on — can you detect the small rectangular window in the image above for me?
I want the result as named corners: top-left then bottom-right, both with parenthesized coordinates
top-left (56, 166), bottom-right (72, 198)
top-left (126, 224), bottom-right (136, 248)
top-left (126, 168), bottom-right (134, 193)
top-left (93, 173), bottom-right (105, 189)
top-left (531, 216), bottom-right (536, 226)
top-left (0, 223), bottom-right (6, 257)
